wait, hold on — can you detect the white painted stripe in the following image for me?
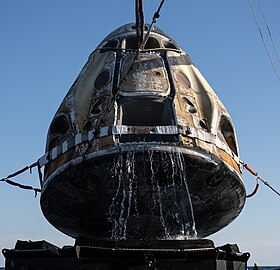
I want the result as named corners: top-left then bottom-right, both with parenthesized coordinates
top-left (88, 130), bottom-right (94, 141)
top-left (51, 147), bottom-right (58, 160)
top-left (38, 125), bottom-right (240, 168)
top-left (75, 134), bottom-right (82, 145)
top-left (62, 141), bottom-right (68, 153)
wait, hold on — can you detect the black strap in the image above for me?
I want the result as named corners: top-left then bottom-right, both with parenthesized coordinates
top-left (136, 0), bottom-right (145, 49)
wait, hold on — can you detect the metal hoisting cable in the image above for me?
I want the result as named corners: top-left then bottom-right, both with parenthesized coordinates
top-left (141, 0), bottom-right (166, 49)
top-left (258, 0), bottom-right (280, 64)
top-left (0, 162), bottom-right (42, 197)
top-left (247, 0), bottom-right (280, 81)
top-left (136, 0), bottom-right (145, 49)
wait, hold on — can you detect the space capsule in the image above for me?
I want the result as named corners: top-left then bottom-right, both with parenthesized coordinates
top-left (40, 23), bottom-right (245, 241)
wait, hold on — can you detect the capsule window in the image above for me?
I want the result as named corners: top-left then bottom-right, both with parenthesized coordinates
top-left (199, 119), bottom-right (208, 131)
top-left (91, 97), bottom-right (106, 115)
top-left (47, 115), bottom-right (69, 150)
top-left (83, 120), bottom-right (92, 132)
top-left (183, 97), bottom-right (197, 113)
top-left (162, 40), bottom-right (178, 50)
top-left (49, 115), bottom-right (69, 135)
top-left (94, 70), bottom-right (111, 90)
top-left (144, 37), bottom-right (160, 49)
top-left (219, 115), bottom-right (238, 156)
top-left (125, 36), bottom-right (139, 50)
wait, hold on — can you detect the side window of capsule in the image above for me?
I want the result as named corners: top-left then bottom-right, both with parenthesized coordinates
top-left (47, 114), bottom-right (71, 151)
top-left (218, 115), bottom-right (239, 156)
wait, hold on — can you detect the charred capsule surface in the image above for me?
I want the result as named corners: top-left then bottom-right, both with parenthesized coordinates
top-left (41, 24), bottom-right (245, 240)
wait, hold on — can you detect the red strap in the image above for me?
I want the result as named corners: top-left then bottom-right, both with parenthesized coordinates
top-left (244, 164), bottom-right (258, 176)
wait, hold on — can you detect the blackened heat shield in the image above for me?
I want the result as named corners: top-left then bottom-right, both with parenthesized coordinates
top-left (40, 145), bottom-right (245, 241)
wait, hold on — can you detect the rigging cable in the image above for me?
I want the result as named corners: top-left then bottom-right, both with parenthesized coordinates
top-left (1, 156), bottom-right (280, 199)
top-left (247, 0), bottom-right (280, 81)
top-left (141, 0), bottom-right (166, 49)
top-left (241, 161), bottom-right (280, 198)
top-left (0, 162), bottom-right (42, 197)
top-left (258, 0), bottom-right (280, 64)
top-left (136, 0), bottom-right (145, 49)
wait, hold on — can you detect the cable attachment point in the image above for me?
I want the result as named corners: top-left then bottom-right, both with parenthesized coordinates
top-left (243, 163), bottom-right (258, 177)
top-left (242, 160), bottom-right (280, 198)
top-left (154, 11), bottom-right (160, 20)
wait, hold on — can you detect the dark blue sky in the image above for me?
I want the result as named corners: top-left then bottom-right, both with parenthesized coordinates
top-left (0, 0), bottom-right (279, 266)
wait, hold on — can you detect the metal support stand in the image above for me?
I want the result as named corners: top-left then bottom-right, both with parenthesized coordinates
top-left (3, 239), bottom-right (250, 270)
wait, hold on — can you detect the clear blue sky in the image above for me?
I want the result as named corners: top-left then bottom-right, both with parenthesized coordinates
top-left (0, 0), bottom-right (279, 266)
